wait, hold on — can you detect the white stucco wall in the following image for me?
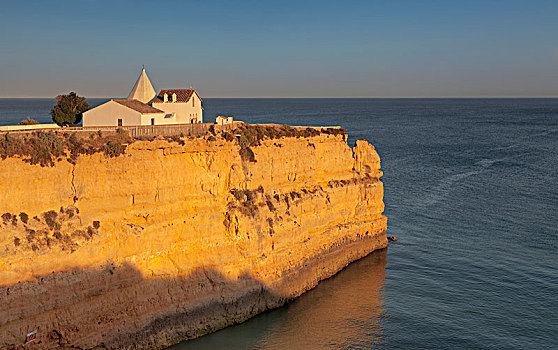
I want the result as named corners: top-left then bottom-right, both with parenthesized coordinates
top-left (0, 124), bottom-right (60, 131)
top-left (188, 93), bottom-right (203, 123)
top-left (82, 101), bottom-right (142, 127)
top-left (139, 113), bottom-right (177, 126)
top-left (152, 93), bottom-right (203, 124)
top-left (150, 102), bottom-right (187, 123)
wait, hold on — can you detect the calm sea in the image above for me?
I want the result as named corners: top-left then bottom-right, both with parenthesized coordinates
top-left (1, 98), bottom-right (556, 349)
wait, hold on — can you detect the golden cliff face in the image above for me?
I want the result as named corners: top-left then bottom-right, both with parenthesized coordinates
top-left (0, 131), bottom-right (387, 349)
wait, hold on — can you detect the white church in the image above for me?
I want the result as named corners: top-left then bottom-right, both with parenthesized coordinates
top-left (82, 68), bottom-right (203, 127)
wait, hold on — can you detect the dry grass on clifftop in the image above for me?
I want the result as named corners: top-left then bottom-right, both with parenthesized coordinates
top-left (0, 123), bottom-right (346, 167)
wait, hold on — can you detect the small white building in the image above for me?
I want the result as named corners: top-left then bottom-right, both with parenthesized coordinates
top-left (82, 67), bottom-right (203, 127)
top-left (215, 116), bottom-right (233, 125)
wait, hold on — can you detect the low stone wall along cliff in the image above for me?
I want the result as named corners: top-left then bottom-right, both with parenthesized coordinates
top-left (0, 124), bottom-right (387, 349)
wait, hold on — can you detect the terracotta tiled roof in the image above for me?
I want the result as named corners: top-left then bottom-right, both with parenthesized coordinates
top-left (112, 99), bottom-right (164, 114)
top-left (152, 89), bottom-right (202, 104)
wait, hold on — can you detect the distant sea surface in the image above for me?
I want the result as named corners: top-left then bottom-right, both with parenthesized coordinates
top-left (1, 98), bottom-right (557, 349)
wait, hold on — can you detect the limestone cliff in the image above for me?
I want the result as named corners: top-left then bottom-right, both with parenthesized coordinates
top-left (0, 128), bottom-right (387, 349)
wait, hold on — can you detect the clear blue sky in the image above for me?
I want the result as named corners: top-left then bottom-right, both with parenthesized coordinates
top-left (1, 0), bottom-right (557, 98)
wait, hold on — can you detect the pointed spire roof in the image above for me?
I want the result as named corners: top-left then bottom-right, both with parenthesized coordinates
top-left (127, 67), bottom-right (156, 104)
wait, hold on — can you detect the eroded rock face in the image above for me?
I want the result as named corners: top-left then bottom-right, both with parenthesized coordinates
top-left (0, 132), bottom-right (387, 349)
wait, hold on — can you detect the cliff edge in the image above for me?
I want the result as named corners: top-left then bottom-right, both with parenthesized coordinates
top-left (0, 125), bottom-right (387, 349)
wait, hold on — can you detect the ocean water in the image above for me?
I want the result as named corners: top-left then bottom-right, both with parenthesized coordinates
top-left (0, 98), bottom-right (110, 126)
top-left (1, 98), bottom-right (557, 349)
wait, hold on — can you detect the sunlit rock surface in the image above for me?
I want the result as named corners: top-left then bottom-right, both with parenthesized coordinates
top-left (0, 130), bottom-right (387, 349)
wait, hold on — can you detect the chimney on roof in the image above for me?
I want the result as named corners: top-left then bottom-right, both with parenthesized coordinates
top-left (172, 93), bottom-right (177, 103)
top-left (163, 93), bottom-right (168, 102)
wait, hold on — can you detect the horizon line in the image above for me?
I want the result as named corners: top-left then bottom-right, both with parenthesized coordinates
top-left (1, 96), bottom-right (558, 99)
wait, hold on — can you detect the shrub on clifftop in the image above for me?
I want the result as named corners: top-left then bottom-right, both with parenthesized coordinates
top-left (51, 92), bottom-right (90, 126)
top-left (0, 130), bottom-right (131, 166)
top-left (19, 117), bottom-right (39, 125)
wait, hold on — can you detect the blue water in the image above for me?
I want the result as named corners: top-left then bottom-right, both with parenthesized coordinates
top-left (1, 98), bottom-right (557, 349)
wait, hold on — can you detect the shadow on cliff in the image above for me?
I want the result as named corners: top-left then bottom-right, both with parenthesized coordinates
top-left (1, 248), bottom-right (387, 350)
top-left (171, 248), bottom-right (388, 350)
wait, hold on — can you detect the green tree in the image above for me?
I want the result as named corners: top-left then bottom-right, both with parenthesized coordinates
top-left (50, 92), bottom-right (90, 126)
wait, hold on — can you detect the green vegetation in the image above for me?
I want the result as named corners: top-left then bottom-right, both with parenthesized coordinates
top-left (19, 212), bottom-right (29, 224)
top-left (222, 124), bottom-right (346, 148)
top-left (0, 131), bottom-right (64, 166)
top-left (1, 213), bottom-right (11, 221)
top-left (102, 142), bottom-right (123, 158)
top-left (239, 147), bottom-right (256, 162)
top-left (51, 92), bottom-right (90, 126)
top-left (43, 210), bottom-right (59, 230)
top-left (0, 122), bottom-right (342, 167)
top-left (220, 124), bottom-right (346, 162)
top-left (67, 131), bottom-right (131, 162)
top-left (166, 135), bottom-right (185, 145)
top-left (0, 130), bottom-right (132, 167)
top-left (265, 196), bottom-right (276, 212)
top-left (8, 205), bottom-right (101, 252)
top-left (228, 187), bottom-right (264, 217)
top-left (19, 117), bottom-right (39, 125)
top-left (267, 217), bottom-right (274, 236)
